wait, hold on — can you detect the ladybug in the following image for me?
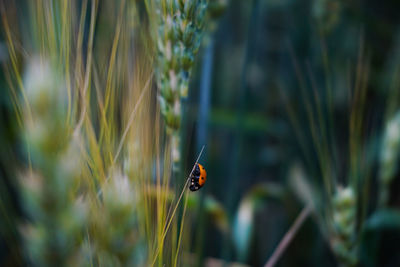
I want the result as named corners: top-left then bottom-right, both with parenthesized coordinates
top-left (189, 163), bottom-right (207, 191)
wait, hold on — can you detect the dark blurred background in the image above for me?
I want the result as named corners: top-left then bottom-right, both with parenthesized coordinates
top-left (183, 0), bottom-right (400, 266)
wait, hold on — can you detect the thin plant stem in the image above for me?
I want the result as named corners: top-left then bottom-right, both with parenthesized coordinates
top-left (73, 0), bottom-right (97, 136)
top-left (113, 74), bottom-right (153, 164)
top-left (264, 205), bottom-right (312, 267)
top-left (151, 145), bottom-right (205, 266)
top-left (173, 189), bottom-right (189, 267)
top-left (95, 76), bottom-right (153, 198)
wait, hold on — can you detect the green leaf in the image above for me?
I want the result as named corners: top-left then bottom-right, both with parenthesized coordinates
top-left (288, 163), bottom-right (317, 211)
top-left (232, 182), bottom-right (285, 262)
top-left (363, 209), bottom-right (400, 231)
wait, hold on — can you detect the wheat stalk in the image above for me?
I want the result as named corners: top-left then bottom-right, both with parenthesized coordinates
top-left (153, 0), bottom-right (208, 170)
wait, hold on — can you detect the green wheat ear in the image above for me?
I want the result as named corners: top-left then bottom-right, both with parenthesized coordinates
top-left (20, 58), bottom-right (87, 266)
top-left (154, 0), bottom-right (208, 168)
top-left (89, 168), bottom-right (139, 265)
top-left (330, 186), bottom-right (358, 267)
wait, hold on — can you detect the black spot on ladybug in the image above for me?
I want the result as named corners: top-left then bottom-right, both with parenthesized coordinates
top-left (194, 164), bottom-right (200, 176)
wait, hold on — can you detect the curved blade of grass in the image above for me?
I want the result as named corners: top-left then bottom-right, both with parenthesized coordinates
top-left (264, 205), bottom-right (312, 267)
top-left (151, 145), bottom-right (205, 266)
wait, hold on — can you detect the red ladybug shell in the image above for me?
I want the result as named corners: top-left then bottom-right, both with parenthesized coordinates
top-left (189, 163), bottom-right (207, 191)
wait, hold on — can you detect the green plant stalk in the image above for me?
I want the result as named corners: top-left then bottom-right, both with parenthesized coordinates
top-left (153, 0), bottom-right (208, 178)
